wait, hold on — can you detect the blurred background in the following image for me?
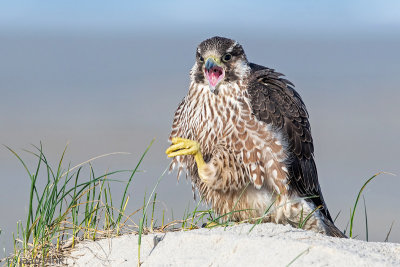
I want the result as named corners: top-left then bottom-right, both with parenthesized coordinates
top-left (1, 0), bottom-right (399, 254)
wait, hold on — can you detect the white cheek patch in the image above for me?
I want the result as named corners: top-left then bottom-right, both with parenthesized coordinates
top-left (235, 60), bottom-right (251, 80)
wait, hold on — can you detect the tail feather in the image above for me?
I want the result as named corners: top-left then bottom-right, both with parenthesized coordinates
top-left (323, 217), bottom-right (347, 238)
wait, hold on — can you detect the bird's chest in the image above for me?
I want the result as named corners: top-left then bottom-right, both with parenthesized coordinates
top-left (184, 87), bottom-right (253, 155)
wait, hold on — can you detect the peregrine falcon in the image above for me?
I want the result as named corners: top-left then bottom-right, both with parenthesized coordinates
top-left (166, 36), bottom-right (345, 237)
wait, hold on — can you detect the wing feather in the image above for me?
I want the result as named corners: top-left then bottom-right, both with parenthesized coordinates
top-left (247, 63), bottom-right (332, 221)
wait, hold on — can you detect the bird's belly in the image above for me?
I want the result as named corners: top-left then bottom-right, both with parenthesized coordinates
top-left (212, 185), bottom-right (276, 222)
top-left (244, 186), bottom-right (276, 214)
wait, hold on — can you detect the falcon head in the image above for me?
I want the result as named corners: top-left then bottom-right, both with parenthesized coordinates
top-left (191, 36), bottom-right (249, 94)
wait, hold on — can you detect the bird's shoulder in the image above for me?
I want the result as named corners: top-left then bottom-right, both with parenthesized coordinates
top-left (247, 62), bottom-right (312, 158)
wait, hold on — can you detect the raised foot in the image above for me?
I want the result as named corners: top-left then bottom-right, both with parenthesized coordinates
top-left (166, 137), bottom-right (207, 183)
top-left (166, 137), bottom-right (200, 158)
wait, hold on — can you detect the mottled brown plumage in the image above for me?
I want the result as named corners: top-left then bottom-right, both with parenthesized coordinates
top-left (167, 36), bottom-right (345, 237)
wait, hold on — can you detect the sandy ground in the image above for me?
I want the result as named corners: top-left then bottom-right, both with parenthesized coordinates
top-left (67, 223), bottom-right (400, 267)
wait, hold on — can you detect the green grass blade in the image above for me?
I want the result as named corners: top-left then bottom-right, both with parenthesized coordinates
top-left (384, 221), bottom-right (395, 242)
top-left (248, 197), bottom-right (277, 233)
top-left (286, 247), bottom-right (310, 267)
top-left (333, 210), bottom-right (341, 224)
top-left (299, 205), bottom-right (322, 229)
top-left (138, 164), bottom-right (169, 265)
top-left (3, 145), bottom-right (32, 178)
top-left (349, 172), bottom-right (384, 238)
top-left (362, 195), bottom-right (368, 242)
top-left (118, 139), bottom-right (154, 228)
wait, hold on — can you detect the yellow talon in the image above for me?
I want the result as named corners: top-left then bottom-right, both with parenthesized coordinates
top-left (166, 137), bottom-right (206, 172)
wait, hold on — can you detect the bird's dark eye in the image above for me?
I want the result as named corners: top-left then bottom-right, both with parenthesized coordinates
top-left (199, 56), bottom-right (204, 62)
top-left (222, 53), bottom-right (232, 62)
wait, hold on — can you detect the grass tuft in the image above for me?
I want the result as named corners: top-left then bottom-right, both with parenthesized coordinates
top-left (1, 141), bottom-right (153, 266)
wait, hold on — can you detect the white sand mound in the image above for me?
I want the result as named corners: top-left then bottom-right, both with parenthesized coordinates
top-left (67, 223), bottom-right (400, 267)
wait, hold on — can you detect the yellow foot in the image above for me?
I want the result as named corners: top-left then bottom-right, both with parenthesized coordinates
top-left (166, 137), bottom-right (206, 168)
top-left (166, 137), bottom-right (207, 182)
top-left (166, 137), bottom-right (200, 157)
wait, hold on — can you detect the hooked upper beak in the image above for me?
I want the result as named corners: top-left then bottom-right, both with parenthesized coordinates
top-left (204, 57), bottom-right (224, 91)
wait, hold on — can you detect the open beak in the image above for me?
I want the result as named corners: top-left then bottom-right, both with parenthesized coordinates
top-left (204, 57), bottom-right (224, 91)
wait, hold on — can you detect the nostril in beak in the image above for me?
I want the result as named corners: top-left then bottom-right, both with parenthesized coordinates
top-left (205, 58), bottom-right (217, 71)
